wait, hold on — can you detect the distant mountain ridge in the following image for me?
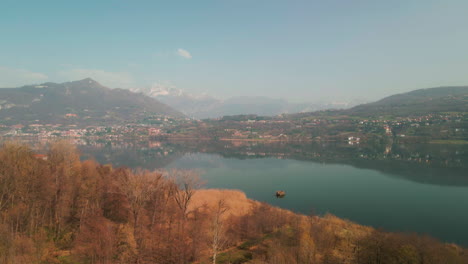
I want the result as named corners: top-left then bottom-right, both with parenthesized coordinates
top-left (0, 78), bottom-right (183, 125)
top-left (349, 86), bottom-right (468, 117)
top-left (134, 84), bottom-right (363, 119)
top-left (3, 81), bottom-right (464, 125)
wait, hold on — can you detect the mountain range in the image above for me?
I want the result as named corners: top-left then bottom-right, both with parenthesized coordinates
top-left (1, 79), bottom-right (467, 126)
top-left (348, 86), bottom-right (468, 117)
top-left (286, 86), bottom-right (468, 119)
top-left (132, 85), bottom-right (364, 119)
top-left (0, 78), bottom-right (183, 125)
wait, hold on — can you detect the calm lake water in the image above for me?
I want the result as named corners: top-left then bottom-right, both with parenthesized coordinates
top-left (12, 139), bottom-right (468, 245)
top-left (167, 153), bottom-right (468, 246)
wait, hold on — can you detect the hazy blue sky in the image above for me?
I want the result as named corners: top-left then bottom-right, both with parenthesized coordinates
top-left (1, 0), bottom-right (468, 102)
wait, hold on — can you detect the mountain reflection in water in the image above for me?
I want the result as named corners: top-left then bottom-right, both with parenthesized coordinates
top-left (74, 140), bottom-right (468, 187)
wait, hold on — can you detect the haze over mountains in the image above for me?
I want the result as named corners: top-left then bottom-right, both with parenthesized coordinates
top-left (132, 84), bottom-right (364, 119)
top-left (285, 86), bottom-right (468, 119)
top-left (133, 84), bottom-right (468, 119)
top-left (1, 79), bottom-right (467, 126)
top-left (347, 86), bottom-right (468, 117)
top-left (0, 78), bottom-right (183, 125)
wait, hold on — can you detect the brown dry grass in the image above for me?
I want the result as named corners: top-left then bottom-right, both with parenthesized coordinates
top-left (190, 189), bottom-right (370, 233)
top-left (190, 189), bottom-right (258, 218)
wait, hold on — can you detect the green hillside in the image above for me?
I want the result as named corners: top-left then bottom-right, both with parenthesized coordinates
top-left (349, 86), bottom-right (468, 117)
top-left (0, 78), bottom-right (184, 125)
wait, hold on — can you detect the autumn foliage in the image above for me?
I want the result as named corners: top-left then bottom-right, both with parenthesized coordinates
top-left (0, 141), bottom-right (466, 264)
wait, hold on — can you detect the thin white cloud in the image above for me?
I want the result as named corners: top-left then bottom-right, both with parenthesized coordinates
top-left (0, 66), bottom-right (48, 88)
top-left (177, 48), bottom-right (192, 59)
top-left (57, 68), bottom-right (134, 88)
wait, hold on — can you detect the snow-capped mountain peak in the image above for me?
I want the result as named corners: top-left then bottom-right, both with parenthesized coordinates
top-left (148, 82), bottom-right (183, 97)
top-left (131, 82), bottom-right (184, 98)
top-left (131, 82), bottom-right (363, 119)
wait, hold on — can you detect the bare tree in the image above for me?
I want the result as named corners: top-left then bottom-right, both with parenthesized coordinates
top-left (171, 170), bottom-right (202, 218)
top-left (47, 140), bottom-right (81, 238)
top-left (212, 199), bottom-right (229, 264)
top-left (166, 170), bottom-right (203, 263)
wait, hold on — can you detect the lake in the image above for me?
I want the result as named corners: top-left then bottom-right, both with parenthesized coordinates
top-left (167, 152), bottom-right (468, 246)
top-left (11, 139), bottom-right (468, 245)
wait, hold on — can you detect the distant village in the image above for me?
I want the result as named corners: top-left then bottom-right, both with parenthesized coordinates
top-left (0, 112), bottom-right (467, 144)
top-left (1, 111), bottom-right (466, 173)
top-left (164, 112), bottom-right (468, 143)
top-left (0, 115), bottom-right (190, 140)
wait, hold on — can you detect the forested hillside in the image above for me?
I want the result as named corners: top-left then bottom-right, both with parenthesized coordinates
top-left (0, 79), bottom-right (183, 125)
top-left (348, 86), bottom-right (468, 117)
top-left (0, 142), bottom-right (466, 264)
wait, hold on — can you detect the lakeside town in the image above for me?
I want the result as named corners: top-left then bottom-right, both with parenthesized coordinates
top-left (2, 112), bottom-right (466, 144)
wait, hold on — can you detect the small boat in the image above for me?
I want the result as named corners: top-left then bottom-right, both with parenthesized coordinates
top-left (275, 190), bottom-right (286, 198)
